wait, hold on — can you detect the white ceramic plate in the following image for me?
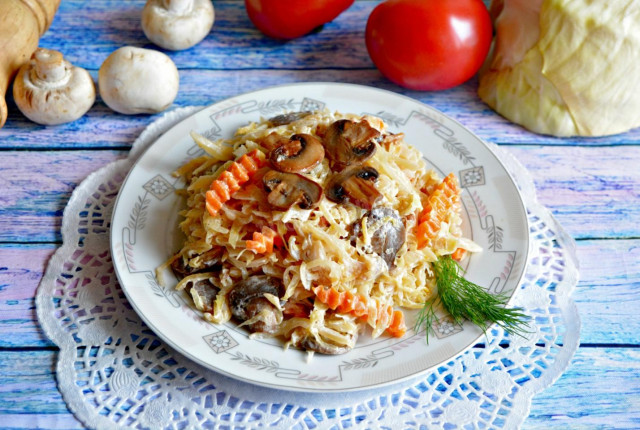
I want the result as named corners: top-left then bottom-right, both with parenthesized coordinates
top-left (110, 83), bottom-right (529, 392)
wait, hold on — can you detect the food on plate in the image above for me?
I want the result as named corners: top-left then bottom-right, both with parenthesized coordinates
top-left (478, 0), bottom-right (640, 137)
top-left (365, 0), bottom-right (492, 91)
top-left (12, 48), bottom-right (95, 125)
top-left (98, 46), bottom-right (179, 115)
top-left (245, 0), bottom-right (354, 39)
top-left (164, 110), bottom-right (525, 355)
top-left (142, 0), bottom-right (215, 51)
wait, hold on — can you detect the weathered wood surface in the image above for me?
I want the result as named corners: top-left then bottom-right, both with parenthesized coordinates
top-left (0, 348), bottom-right (638, 428)
top-left (1, 0), bottom-right (639, 428)
top-left (2, 0), bottom-right (639, 147)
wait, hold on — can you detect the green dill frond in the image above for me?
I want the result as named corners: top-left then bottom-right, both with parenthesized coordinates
top-left (415, 255), bottom-right (530, 342)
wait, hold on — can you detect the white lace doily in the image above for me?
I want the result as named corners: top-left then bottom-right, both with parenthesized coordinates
top-left (37, 106), bottom-right (580, 429)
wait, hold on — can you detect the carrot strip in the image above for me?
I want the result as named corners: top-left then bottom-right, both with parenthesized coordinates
top-left (246, 226), bottom-right (278, 254)
top-left (205, 149), bottom-right (265, 216)
top-left (387, 310), bottom-right (407, 337)
top-left (312, 285), bottom-right (405, 337)
top-left (451, 247), bottom-right (466, 261)
top-left (416, 173), bottom-right (461, 250)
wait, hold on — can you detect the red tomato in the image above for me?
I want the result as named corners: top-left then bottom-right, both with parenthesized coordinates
top-left (245, 0), bottom-right (354, 39)
top-left (365, 0), bottom-right (492, 91)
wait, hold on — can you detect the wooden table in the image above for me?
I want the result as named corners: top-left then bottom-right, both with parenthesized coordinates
top-left (1, 1), bottom-right (639, 428)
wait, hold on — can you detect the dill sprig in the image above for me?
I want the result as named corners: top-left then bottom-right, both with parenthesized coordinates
top-left (415, 255), bottom-right (530, 343)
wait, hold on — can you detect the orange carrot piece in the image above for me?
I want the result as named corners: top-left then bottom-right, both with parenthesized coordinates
top-left (205, 149), bottom-right (265, 216)
top-left (451, 247), bottom-right (466, 261)
top-left (338, 291), bottom-right (356, 313)
top-left (211, 179), bottom-right (231, 201)
top-left (416, 173), bottom-right (461, 250)
top-left (246, 226), bottom-right (278, 254)
top-left (387, 310), bottom-right (406, 337)
top-left (326, 288), bottom-right (344, 310)
top-left (312, 286), bottom-right (405, 337)
top-left (205, 191), bottom-right (223, 215)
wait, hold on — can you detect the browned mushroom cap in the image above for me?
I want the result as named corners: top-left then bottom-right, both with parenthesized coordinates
top-left (263, 170), bottom-right (323, 210)
top-left (229, 275), bottom-right (283, 334)
top-left (290, 328), bottom-right (355, 355)
top-left (350, 207), bottom-right (406, 268)
top-left (188, 278), bottom-right (220, 313)
top-left (267, 111), bottom-right (312, 127)
top-left (171, 248), bottom-right (223, 278)
top-left (326, 166), bottom-right (382, 210)
top-left (269, 134), bottom-right (325, 173)
top-left (323, 119), bottom-right (381, 168)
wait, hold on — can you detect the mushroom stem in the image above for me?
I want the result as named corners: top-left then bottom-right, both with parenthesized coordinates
top-left (32, 48), bottom-right (67, 83)
top-left (162, 0), bottom-right (192, 14)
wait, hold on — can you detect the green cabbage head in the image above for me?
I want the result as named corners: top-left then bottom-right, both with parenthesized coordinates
top-left (478, 0), bottom-right (640, 137)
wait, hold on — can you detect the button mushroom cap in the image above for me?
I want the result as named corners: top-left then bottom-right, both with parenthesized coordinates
top-left (188, 278), bottom-right (220, 313)
top-left (263, 170), bottom-right (323, 210)
top-left (326, 165), bottom-right (382, 210)
top-left (228, 275), bottom-right (283, 334)
top-left (12, 48), bottom-right (95, 125)
top-left (142, 0), bottom-right (215, 51)
top-left (98, 46), bottom-right (179, 115)
top-left (323, 119), bottom-right (380, 168)
top-left (269, 133), bottom-right (325, 173)
top-left (351, 207), bottom-right (406, 268)
top-left (171, 248), bottom-right (223, 278)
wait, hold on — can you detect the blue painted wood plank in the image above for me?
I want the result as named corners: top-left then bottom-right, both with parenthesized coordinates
top-left (0, 348), bottom-right (638, 428)
top-left (508, 145), bottom-right (640, 240)
top-left (0, 151), bottom-right (126, 243)
top-left (38, 0), bottom-right (373, 71)
top-left (2, 239), bottom-right (638, 348)
top-left (0, 244), bottom-right (57, 348)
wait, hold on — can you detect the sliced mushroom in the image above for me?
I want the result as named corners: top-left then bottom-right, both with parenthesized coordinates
top-left (269, 133), bottom-right (325, 173)
top-left (351, 207), bottom-right (406, 268)
top-left (326, 166), bottom-right (382, 210)
top-left (380, 132), bottom-right (405, 149)
top-left (189, 278), bottom-right (220, 313)
top-left (171, 248), bottom-right (223, 278)
top-left (263, 170), bottom-right (323, 210)
top-left (323, 119), bottom-right (381, 168)
top-left (257, 132), bottom-right (287, 151)
top-left (291, 328), bottom-right (354, 355)
top-left (267, 111), bottom-right (311, 127)
top-left (229, 275), bottom-right (283, 334)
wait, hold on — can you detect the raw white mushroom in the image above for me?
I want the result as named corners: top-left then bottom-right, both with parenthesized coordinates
top-left (98, 46), bottom-right (179, 115)
top-left (12, 48), bottom-right (95, 125)
top-left (142, 0), bottom-right (214, 51)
